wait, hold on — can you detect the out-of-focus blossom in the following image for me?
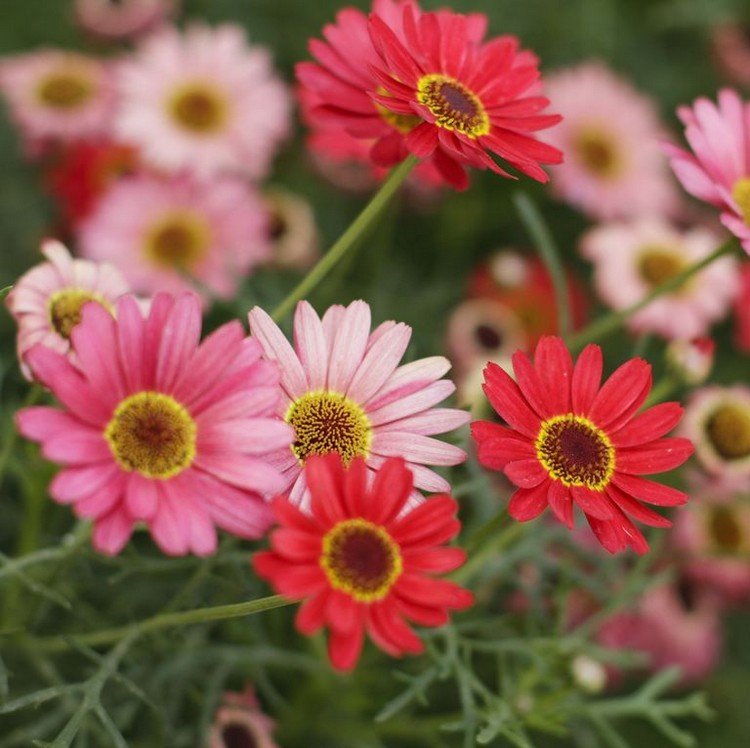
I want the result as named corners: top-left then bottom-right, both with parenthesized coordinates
top-left (254, 453), bottom-right (473, 672)
top-left (544, 61), bottom-right (678, 220)
top-left (665, 88), bottom-right (750, 255)
top-left (735, 262), bottom-right (750, 352)
top-left (581, 218), bottom-right (739, 340)
top-left (681, 385), bottom-right (750, 480)
top-left (666, 337), bottom-right (716, 386)
top-left (0, 50), bottom-right (115, 145)
top-left (78, 173), bottom-right (270, 301)
top-left (115, 24), bottom-right (290, 180)
top-left (207, 685), bottom-right (277, 748)
top-left (74, 0), bottom-right (177, 41)
top-left (46, 140), bottom-right (137, 226)
top-left (570, 654), bottom-right (607, 694)
top-left (5, 239), bottom-right (129, 378)
top-left (248, 300), bottom-right (469, 508)
top-left (16, 292), bottom-right (292, 556)
top-left (263, 188), bottom-right (319, 270)
top-left (472, 336), bottom-right (693, 554)
top-left (711, 23), bottom-right (750, 90)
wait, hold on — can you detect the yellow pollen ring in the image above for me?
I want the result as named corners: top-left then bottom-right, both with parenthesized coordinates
top-left (48, 288), bottom-right (112, 340)
top-left (320, 518), bottom-right (403, 602)
top-left (105, 391), bottom-right (197, 479)
top-left (535, 413), bottom-right (615, 490)
top-left (732, 177), bottom-right (750, 225)
top-left (36, 69), bottom-right (94, 110)
top-left (416, 73), bottom-right (490, 138)
top-left (168, 81), bottom-right (229, 134)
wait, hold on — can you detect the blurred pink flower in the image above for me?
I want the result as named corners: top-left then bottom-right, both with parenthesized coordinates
top-left (6, 239), bottom-right (130, 379)
top-left (248, 300), bottom-right (469, 508)
top-left (207, 685), bottom-right (277, 748)
top-left (78, 173), bottom-right (270, 301)
top-left (735, 262), bottom-right (750, 352)
top-left (16, 292), bottom-right (292, 556)
top-left (74, 0), bottom-right (177, 40)
top-left (712, 23), bottom-right (750, 90)
top-left (115, 24), bottom-right (291, 180)
top-left (545, 61), bottom-right (678, 220)
top-left (581, 218), bottom-right (739, 339)
top-left (665, 337), bottom-right (715, 386)
top-left (0, 50), bottom-right (115, 145)
top-left (263, 188), bottom-right (319, 271)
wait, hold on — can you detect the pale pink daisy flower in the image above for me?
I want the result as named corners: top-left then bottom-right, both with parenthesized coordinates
top-left (0, 50), bottom-right (115, 145)
top-left (248, 300), bottom-right (470, 506)
top-left (115, 24), bottom-right (291, 180)
top-left (78, 173), bottom-right (270, 301)
top-left (581, 218), bottom-right (739, 339)
top-left (5, 239), bottom-right (130, 379)
top-left (208, 686), bottom-right (277, 748)
top-left (544, 61), bottom-right (678, 220)
top-left (665, 88), bottom-right (750, 254)
top-left (263, 188), bottom-right (319, 271)
top-left (681, 385), bottom-right (750, 480)
top-left (74, 0), bottom-right (177, 41)
top-left (16, 292), bottom-right (292, 556)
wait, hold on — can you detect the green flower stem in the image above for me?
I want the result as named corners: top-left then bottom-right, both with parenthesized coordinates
top-left (566, 239), bottom-right (738, 351)
top-left (513, 192), bottom-right (572, 337)
top-left (271, 155), bottom-right (418, 322)
top-left (33, 594), bottom-right (293, 653)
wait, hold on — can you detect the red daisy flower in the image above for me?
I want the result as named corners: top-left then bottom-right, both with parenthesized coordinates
top-left (253, 453), bottom-right (473, 672)
top-left (471, 337), bottom-right (694, 554)
top-left (368, 4), bottom-right (562, 188)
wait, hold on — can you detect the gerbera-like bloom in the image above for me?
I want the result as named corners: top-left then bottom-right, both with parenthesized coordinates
top-left (248, 300), bottom-right (469, 506)
top-left (263, 188), bottom-right (319, 270)
top-left (74, 0), bottom-right (177, 41)
top-left (665, 88), bottom-right (750, 254)
top-left (735, 262), bottom-right (750, 352)
top-left (666, 337), bottom-right (715, 386)
top-left (78, 173), bottom-right (270, 301)
top-left (207, 685), bottom-right (277, 748)
top-left (681, 385), bottom-right (750, 479)
top-left (46, 140), bottom-right (137, 226)
top-left (581, 218), bottom-right (739, 340)
top-left (544, 62), bottom-right (678, 220)
top-left (16, 292), bottom-right (292, 556)
top-left (0, 50), bottom-right (115, 145)
top-left (5, 239), bottom-right (130, 378)
top-left (115, 24), bottom-right (290, 180)
top-left (471, 336), bottom-right (694, 554)
top-left (253, 453), bottom-right (473, 671)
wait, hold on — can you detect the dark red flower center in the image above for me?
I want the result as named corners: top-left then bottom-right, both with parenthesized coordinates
top-left (320, 519), bottom-right (402, 602)
top-left (705, 404), bottom-right (750, 460)
top-left (475, 323), bottom-right (503, 350)
top-left (221, 723), bottom-right (258, 748)
top-left (416, 74), bottom-right (490, 138)
top-left (536, 414), bottom-right (615, 489)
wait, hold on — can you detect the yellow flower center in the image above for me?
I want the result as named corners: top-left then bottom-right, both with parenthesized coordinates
top-left (320, 518), bottom-right (403, 602)
top-left (416, 74), bottom-right (490, 138)
top-left (732, 177), bottom-right (750, 225)
top-left (145, 211), bottom-right (210, 269)
top-left (36, 69), bottom-right (94, 110)
top-left (375, 87), bottom-right (421, 134)
top-left (169, 82), bottom-right (228, 134)
top-left (285, 391), bottom-right (371, 466)
top-left (105, 392), bottom-right (197, 479)
top-left (637, 246), bottom-right (687, 289)
top-left (706, 505), bottom-right (746, 554)
top-left (536, 414), bottom-right (615, 490)
top-left (705, 404), bottom-right (750, 460)
top-left (48, 288), bottom-right (110, 340)
top-left (572, 126), bottom-right (622, 178)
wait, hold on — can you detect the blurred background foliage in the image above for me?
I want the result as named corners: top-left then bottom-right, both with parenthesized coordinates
top-left (1, 0), bottom-right (749, 746)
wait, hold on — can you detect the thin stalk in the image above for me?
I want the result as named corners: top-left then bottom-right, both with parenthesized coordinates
top-left (271, 155), bottom-right (418, 322)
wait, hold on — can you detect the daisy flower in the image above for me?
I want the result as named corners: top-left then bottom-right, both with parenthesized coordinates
top-left (544, 62), bottom-right (678, 220)
top-left (263, 188), bottom-right (319, 271)
top-left (0, 50), bottom-right (115, 145)
top-left (681, 385), bottom-right (750, 480)
top-left (115, 24), bottom-right (291, 180)
top-left (581, 218), bottom-right (739, 340)
top-left (5, 239), bottom-right (130, 378)
top-left (253, 453), bottom-right (473, 672)
top-left (368, 4), bottom-right (562, 189)
top-left (74, 0), bottom-right (177, 41)
top-left (78, 173), bottom-right (270, 301)
top-left (16, 292), bottom-right (292, 556)
top-left (665, 337), bottom-right (715, 386)
top-left (248, 300), bottom-right (469, 506)
top-left (208, 685), bottom-right (278, 748)
top-left (471, 336), bottom-right (694, 554)
top-left (665, 88), bottom-right (750, 254)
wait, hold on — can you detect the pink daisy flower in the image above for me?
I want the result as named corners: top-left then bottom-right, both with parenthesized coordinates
top-left (78, 173), bottom-right (270, 301)
top-left (247, 300), bottom-right (470, 506)
top-left (115, 24), bottom-right (291, 180)
top-left (581, 218), bottom-right (739, 340)
top-left (544, 62), bottom-right (678, 220)
top-left (74, 0), bottom-right (177, 41)
top-left (208, 685), bottom-right (278, 748)
top-left (665, 88), bottom-right (750, 254)
top-left (0, 49), bottom-right (115, 145)
top-left (16, 292), bottom-right (292, 556)
top-left (5, 239), bottom-right (130, 379)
